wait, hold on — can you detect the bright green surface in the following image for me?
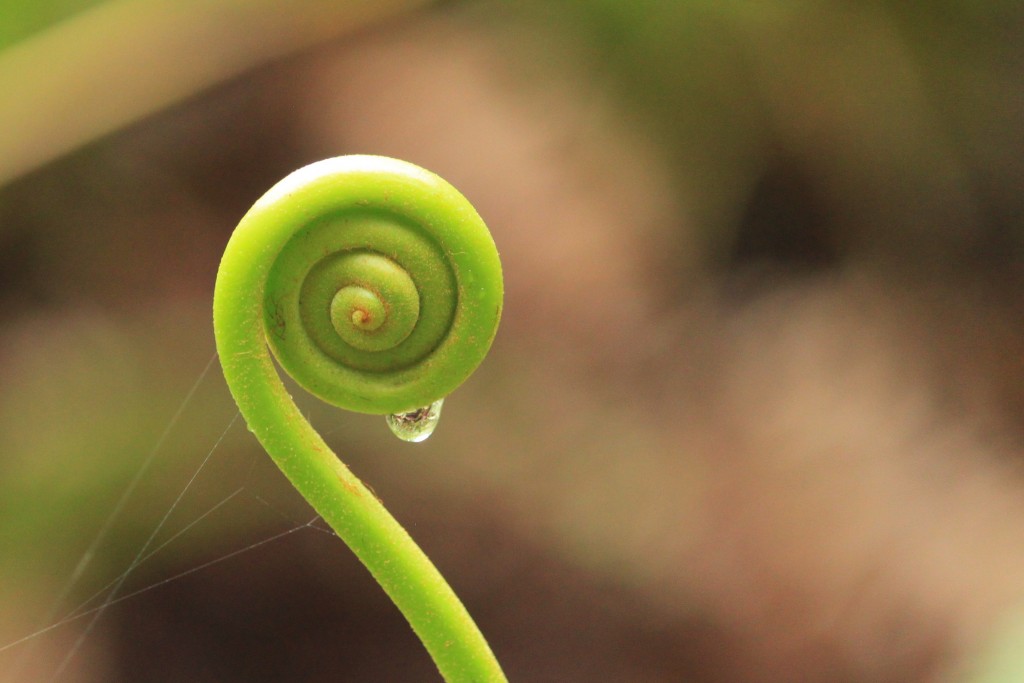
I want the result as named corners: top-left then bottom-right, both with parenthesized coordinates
top-left (254, 159), bottom-right (502, 414)
top-left (0, 0), bottom-right (103, 48)
top-left (214, 156), bottom-right (506, 682)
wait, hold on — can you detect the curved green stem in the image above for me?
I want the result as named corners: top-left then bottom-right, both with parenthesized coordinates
top-left (214, 156), bottom-right (506, 682)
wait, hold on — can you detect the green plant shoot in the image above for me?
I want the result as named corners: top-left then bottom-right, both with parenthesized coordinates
top-left (213, 155), bottom-right (506, 682)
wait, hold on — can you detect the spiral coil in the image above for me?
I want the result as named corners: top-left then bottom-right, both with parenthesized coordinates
top-left (227, 155), bottom-right (502, 415)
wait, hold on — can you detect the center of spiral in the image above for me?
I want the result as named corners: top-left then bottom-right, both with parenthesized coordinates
top-left (333, 285), bottom-right (386, 336)
top-left (331, 285), bottom-right (388, 345)
top-left (322, 253), bottom-right (421, 354)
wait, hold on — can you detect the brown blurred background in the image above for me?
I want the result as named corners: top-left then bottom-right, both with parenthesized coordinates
top-left (1, 1), bottom-right (1024, 681)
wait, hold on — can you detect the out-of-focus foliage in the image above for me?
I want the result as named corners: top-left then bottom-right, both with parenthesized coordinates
top-left (0, 0), bottom-right (104, 47)
top-left (504, 0), bottom-right (1024, 272)
top-left (0, 0), bottom-right (429, 185)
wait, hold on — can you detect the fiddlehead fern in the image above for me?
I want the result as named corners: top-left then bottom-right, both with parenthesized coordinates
top-left (213, 156), bottom-right (506, 681)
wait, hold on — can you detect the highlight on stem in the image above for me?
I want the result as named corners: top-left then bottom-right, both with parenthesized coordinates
top-left (213, 155), bottom-right (506, 682)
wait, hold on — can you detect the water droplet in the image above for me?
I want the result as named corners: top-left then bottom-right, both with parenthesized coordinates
top-left (386, 398), bottom-right (444, 443)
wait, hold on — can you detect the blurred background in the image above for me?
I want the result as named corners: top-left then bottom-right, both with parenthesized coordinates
top-left (1, 0), bottom-right (1023, 681)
